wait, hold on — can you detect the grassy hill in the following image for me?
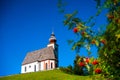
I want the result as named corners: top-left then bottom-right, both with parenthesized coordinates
top-left (0, 69), bottom-right (105, 80)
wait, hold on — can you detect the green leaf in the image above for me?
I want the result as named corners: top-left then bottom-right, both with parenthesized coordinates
top-left (67, 40), bottom-right (74, 45)
top-left (94, 0), bottom-right (101, 8)
top-left (71, 43), bottom-right (77, 50)
top-left (65, 14), bottom-right (72, 18)
top-left (95, 40), bottom-right (99, 46)
top-left (115, 34), bottom-right (120, 39)
top-left (72, 18), bottom-right (81, 23)
top-left (63, 20), bottom-right (69, 25)
top-left (68, 22), bottom-right (74, 30)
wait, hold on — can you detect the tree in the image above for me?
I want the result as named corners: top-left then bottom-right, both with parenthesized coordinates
top-left (73, 55), bottom-right (84, 75)
top-left (98, 0), bottom-right (120, 79)
top-left (58, 0), bottom-right (120, 79)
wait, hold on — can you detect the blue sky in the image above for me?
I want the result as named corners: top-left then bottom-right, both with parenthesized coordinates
top-left (0, 0), bottom-right (107, 76)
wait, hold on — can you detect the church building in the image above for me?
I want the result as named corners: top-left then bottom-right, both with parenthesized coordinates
top-left (21, 32), bottom-right (58, 73)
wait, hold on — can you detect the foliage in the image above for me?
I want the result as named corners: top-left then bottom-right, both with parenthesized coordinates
top-left (75, 55), bottom-right (103, 75)
top-left (98, 2), bottom-right (120, 79)
top-left (98, 0), bottom-right (120, 79)
top-left (0, 69), bottom-right (105, 80)
top-left (59, 65), bottom-right (73, 74)
top-left (58, 0), bottom-right (120, 80)
top-left (73, 55), bottom-right (84, 75)
top-left (59, 55), bottom-right (84, 75)
top-left (60, 55), bottom-right (102, 76)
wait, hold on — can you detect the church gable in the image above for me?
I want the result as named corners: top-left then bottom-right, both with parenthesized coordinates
top-left (22, 46), bottom-right (56, 65)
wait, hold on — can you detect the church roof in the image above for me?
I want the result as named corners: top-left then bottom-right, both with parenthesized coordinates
top-left (22, 46), bottom-right (55, 65)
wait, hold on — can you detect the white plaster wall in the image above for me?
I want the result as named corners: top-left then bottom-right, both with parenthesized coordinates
top-left (21, 60), bottom-right (56, 73)
top-left (44, 60), bottom-right (55, 70)
top-left (40, 61), bottom-right (44, 71)
top-left (21, 62), bottom-right (39, 73)
top-left (38, 60), bottom-right (55, 71)
top-left (47, 44), bottom-right (55, 49)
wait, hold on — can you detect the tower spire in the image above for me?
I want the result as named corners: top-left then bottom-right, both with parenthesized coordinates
top-left (49, 31), bottom-right (56, 44)
top-left (52, 27), bottom-right (54, 34)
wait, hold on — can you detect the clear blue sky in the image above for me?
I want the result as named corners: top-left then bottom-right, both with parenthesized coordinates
top-left (0, 0), bottom-right (107, 76)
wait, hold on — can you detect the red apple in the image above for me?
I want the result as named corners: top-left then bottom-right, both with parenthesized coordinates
top-left (79, 62), bottom-right (85, 67)
top-left (95, 68), bottom-right (102, 74)
top-left (85, 58), bottom-right (90, 63)
top-left (73, 27), bottom-right (78, 33)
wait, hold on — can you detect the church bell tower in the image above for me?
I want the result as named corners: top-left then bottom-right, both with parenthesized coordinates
top-left (47, 32), bottom-right (59, 67)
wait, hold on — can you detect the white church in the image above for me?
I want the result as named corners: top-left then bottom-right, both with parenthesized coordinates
top-left (21, 32), bottom-right (58, 73)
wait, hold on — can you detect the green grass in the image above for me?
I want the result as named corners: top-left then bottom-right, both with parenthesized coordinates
top-left (0, 69), bottom-right (105, 80)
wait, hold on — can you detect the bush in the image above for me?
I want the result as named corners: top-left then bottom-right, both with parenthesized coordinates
top-left (73, 55), bottom-right (84, 75)
top-left (60, 55), bottom-right (85, 75)
top-left (59, 65), bottom-right (73, 74)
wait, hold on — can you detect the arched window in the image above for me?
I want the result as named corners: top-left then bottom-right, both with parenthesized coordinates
top-left (25, 66), bottom-right (27, 72)
top-left (46, 63), bottom-right (47, 70)
top-left (51, 63), bottom-right (53, 69)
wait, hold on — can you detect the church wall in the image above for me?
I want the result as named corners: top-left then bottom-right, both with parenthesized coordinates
top-left (21, 61), bottom-right (39, 73)
top-left (40, 61), bottom-right (44, 70)
top-left (47, 44), bottom-right (55, 49)
top-left (40, 60), bottom-right (55, 71)
top-left (46, 60), bottom-right (55, 70)
top-left (21, 60), bottom-right (56, 73)
top-left (50, 60), bottom-right (55, 69)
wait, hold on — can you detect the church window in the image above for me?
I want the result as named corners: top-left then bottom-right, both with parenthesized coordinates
top-left (46, 63), bottom-right (48, 70)
top-left (51, 63), bottom-right (53, 69)
top-left (29, 65), bottom-right (31, 68)
top-left (56, 61), bottom-right (58, 67)
top-left (25, 66), bottom-right (27, 72)
top-left (34, 65), bottom-right (36, 72)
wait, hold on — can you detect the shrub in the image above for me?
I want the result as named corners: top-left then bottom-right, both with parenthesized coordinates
top-left (59, 65), bottom-right (73, 74)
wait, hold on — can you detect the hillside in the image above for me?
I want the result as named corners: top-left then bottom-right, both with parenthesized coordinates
top-left (0, 69), bottom-right (105, 80)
